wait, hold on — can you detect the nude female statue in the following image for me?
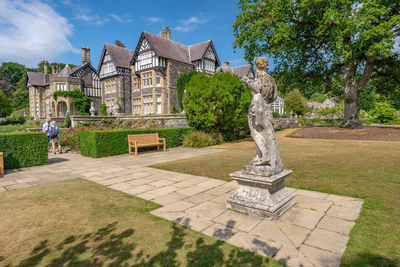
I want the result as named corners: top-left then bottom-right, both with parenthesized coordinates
top-left (241, 57), bottom-right (283, 175)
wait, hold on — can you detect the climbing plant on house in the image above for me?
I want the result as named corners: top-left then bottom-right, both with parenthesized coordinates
top-left (53, 89), bottom-right (92, 115)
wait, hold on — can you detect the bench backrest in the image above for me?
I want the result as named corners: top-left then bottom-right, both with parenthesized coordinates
top-left (128, 133), bottom-right (159, 144)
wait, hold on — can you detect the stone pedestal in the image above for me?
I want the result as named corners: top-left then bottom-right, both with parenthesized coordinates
top-left (227, 169), bottom-right (295, 220)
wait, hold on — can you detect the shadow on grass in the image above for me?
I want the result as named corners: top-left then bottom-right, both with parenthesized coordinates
top-left (342, 253), bottom-right (398, 267)
top-left (3, 220), bottom-right (280, 267)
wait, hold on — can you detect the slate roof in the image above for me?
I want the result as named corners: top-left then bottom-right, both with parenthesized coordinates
top-left (104, 44), bottom-right (134, 69)
top-left (188, 40), bottom-right (211, 61)
top-left (216, 64), bottom-right (253, 78)
top-left (143, 31), bottom-right (191, 64)
top-left (52, 64), bottom-right (73, 77)
top-left (26, 72), bottom-right (46, 86)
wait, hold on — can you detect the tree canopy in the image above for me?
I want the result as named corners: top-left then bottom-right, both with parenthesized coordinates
top-left (233, 0), bottom-right (400, 126)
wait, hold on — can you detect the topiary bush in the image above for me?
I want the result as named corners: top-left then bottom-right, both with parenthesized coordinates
top-left (183, 72), bottom-right (250, 141)
top-left (80, 127), bottom-right (193, 158)
top-left (182, 131), bottom-right (224, 148)
top-left (99, 103), bottom-right (108, 116)
top-left (0, 132), bottom-right (48, 169)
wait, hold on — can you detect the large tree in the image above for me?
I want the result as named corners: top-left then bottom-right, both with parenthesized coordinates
top-left (233, 0), bottom-right (400, 127)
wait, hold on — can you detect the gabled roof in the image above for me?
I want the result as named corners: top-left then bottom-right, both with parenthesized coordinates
top-left (53, 64), bottom-right (73, 77)
top-left (26, 72), bottom-right (46, 86)
top-left (142, 31), bottom-right (191, 64)
top-left (232, 64), bottom-right (253, 78)
top-left (189, 40), bottom-right (210, 61)
top-left (132, 31), bottom-right (220, 67)
top-left (216, 64), bottom-right (253, 78)
top-left (98, 44), bottom-right (134, 71)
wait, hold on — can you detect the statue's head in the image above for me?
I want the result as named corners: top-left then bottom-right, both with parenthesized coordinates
top-left (254, 57), bottom-right (269, 72)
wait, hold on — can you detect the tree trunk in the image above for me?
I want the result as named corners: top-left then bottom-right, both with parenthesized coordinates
top-left (341, 56), bottom-right (375, 128)
top-left (342, 83), bottom-right (361, 127)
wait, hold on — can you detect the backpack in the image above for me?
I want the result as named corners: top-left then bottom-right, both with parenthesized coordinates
top-left (50, 126), bottom-right (57, 138)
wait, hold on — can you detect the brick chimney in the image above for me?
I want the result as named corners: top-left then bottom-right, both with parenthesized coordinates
top-left (43, 61), bottom-right (48, 75)
top-left (114, 40), bottom-right (125, 48)
top-left (86, 47), bottom-right (91, 64)
top-left (82, 46), bottom-right (87, 64)
top-left (162, 27), bottom-right (171, 40)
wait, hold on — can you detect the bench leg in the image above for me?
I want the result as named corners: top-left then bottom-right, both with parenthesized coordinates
top-left (129, 144), bottom-right (131, 155)
top-left (135, 144), bottom-right (138, 155)
top-left (163, 143), bottom-right (166, 152)
top-left (157, 145), bottom-right (160, 151)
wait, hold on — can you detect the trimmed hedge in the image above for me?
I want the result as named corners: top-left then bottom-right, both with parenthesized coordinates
top-left (0, 132), bottom-right (48, 169)
top-left (80, 127), bottom-right (193, 158)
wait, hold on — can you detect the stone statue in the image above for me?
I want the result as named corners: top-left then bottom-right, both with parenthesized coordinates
top-left (112, 103), bottom-right (119, 116)
top-left (241, 57), bottom-right (283, 176)
top-left (89, 102), bottom-right (96, 117)
top-left (227, 57), bottom-right (295, 219)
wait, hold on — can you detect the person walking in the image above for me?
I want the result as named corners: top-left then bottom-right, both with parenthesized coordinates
top-left (49, 121), bottom-right (62, 154)
top-left (42, 118), bottom-right (51, 142)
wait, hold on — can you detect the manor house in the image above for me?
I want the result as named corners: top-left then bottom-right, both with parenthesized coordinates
top-left (26, 47), bottom-right (101, 119)
top-left (27, 27), bottom-right (261, 119)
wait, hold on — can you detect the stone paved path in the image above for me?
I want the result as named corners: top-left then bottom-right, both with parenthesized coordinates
top-left (0, 148), bottom-right (363, 267)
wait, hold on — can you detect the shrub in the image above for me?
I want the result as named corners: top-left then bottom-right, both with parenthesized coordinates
top-left (370, 103), bottom-right (397, 123)
top-left (284, 89), bottom-right (307, 115)
top-left (99, 103), bottom-right (108, 116)
top-left (317, 102), bottom-right (344, 118)
top-left (0, 132), bottom-right (47, 169)
top-left (183, 72), bottom-right (250, 141)
top-left (7, 107), bottom-right (29, 122)
top-left (272, 112), bottom-right (281, 118)
top-left (64, 112), bottom-right (71, 128)
top-left (177, 70), bottom-right (197, 111)
top-left (80, 127), bottom-right (193, 158)
top-left (0, 90), bottom-right (13, 117)
top-left (358, 84), bottom-right (376, 112)
top-left (182, 131), bottom-right (224, 148)
top-left (60, 124), bottom-right (104, 151)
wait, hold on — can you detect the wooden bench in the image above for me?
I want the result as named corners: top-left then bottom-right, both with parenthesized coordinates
top-left (128, 133), bottom-right (166, 155)
top-left (0, 152), bottom-right (4, 175)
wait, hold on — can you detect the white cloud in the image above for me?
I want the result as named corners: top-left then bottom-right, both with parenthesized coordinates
top-left (229, 58), bottom-right (247, 66)
top-left (75, 13), bottom-right (104, 25)
top-left (109, 14), bottom-right (132, 23)
top-left (146, 17), bottom-right (163, 23)
top-left (0, 0), bottom-right (75, 67)
top-left (174, 15), bottom-right (208, 32)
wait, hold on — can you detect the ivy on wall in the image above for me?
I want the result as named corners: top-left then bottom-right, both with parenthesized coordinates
top-left (53, 89), bottom-right (91, 115)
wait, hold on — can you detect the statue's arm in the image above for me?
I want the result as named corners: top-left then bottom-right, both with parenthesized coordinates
top-left (269, 77), bottom-right (278, 102)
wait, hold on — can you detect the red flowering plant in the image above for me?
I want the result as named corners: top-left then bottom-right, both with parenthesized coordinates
top-left (60, 125), bottom-right (104, 151)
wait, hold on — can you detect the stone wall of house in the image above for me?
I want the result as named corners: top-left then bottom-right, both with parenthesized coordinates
top-left (273, 118), bottom-right (302, 129)
top-left (167, 60), bottom-right (193, 112)
top-left (119, 74), bottom-right (132, 114)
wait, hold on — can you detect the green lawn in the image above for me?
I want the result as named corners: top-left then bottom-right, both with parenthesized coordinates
top-left (0, 179), bottom-right (281, 266)
top-left (153, 129), bottom-right (400, 266)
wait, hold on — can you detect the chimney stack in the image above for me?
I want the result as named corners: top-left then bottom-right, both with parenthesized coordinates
top-left (82, 46), bottom-right (87, 64)
top-left (51, 65), bottom-right (56, 74)
top-left (43, 61), bottom-right (48, 75)
top-left (224, 61), bottom-right (230, 67)
top-left (86, 47), bottom-right (91, 64)
top-left (114, 40), bottom-right (125, 48)
top-left (161, 27), bottom-right (171, 40)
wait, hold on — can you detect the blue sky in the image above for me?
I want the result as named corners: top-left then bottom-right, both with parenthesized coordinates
top-left (0, 0), bottom-right (270, 69)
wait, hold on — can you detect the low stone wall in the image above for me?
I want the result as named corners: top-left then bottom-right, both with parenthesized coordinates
top-left (273, 118), bottom-right (301, 129)
top-left (69, 114), bottom-right (188, 128)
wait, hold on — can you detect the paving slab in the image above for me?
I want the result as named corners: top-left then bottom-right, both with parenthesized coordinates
top-left (176, 185), bottom-right (209, 196)
top-left (184, 192), bottom-right (215, 204)
top-left (148, 179), bottom-right (176, 188)
top-left (304, 228), bottom-right (349, 253)
top-left (175, 215), bottom-right (213, 232)
top-left (201, 222), bottom-right (238, 240)
top-left (152, 192), bottom-right (187, 205)
top-left (300, 245), bottom-right (341, 267)
top-left (227, 231), bottom-right (282, 257)
top-left (213, 210), bottom-right (262, 232)
top-left (124, 184), bottom-right (156, 195)
top-left (327, 204), bottom-right (360, 221)
top-left (185, 201), bottom-right (226, 220)
top-left (317, 216), bottom-right (356, 235)
top-left (278, 206), bottom-right (324, 230)
top-left (295, 194), bottom-right (334, 212)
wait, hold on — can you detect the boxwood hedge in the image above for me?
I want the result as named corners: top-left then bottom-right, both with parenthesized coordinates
top-left (80, 127), bottom-right (193, 158)
top-left (0, 132), bottom-right (48, 169)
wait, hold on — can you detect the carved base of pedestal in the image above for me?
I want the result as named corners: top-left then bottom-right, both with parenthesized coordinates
top-left (227, 169), bottom-right (295, 220)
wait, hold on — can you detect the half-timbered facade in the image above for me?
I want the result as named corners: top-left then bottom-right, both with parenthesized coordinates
top-left (98, 41), bottom-right (133, 113)
top-left (130, 27), bottom-right (221, 115)
top-left (26, 47), bottom-right (101, 119)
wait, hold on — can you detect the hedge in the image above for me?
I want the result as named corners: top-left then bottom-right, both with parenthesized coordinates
top-left (80, 127), bottom-right (193, 158)
top-left (0, 132), bottom-right (48, 169)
